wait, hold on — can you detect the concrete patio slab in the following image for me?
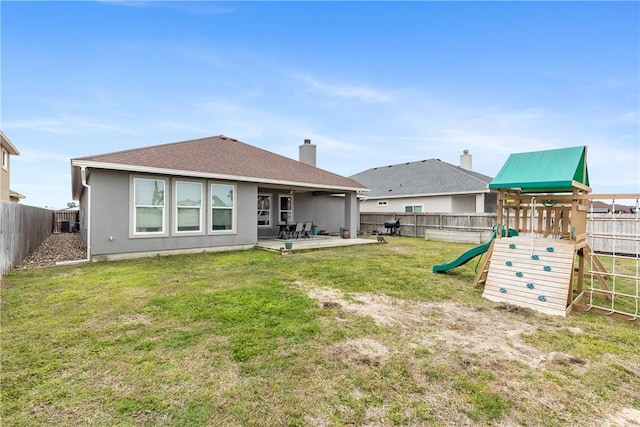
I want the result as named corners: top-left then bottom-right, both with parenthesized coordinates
top-left (256, 235), bottom-right (379, 251)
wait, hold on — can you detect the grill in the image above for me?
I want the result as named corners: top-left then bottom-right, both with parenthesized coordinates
top-left (380, 219), bottom-right (401, 236)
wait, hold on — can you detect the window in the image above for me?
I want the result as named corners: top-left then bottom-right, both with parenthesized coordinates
top-left (175, 181), bottom-right (203, 233)
top-left (211, 183), bottom-right (234, 232)
top-left (1, 149), bottom-right (7, 171)
top-left (405, 205), bottom-right (423, 213)
top-left (279, 195), bottom-right (293, 223)
top-left (257, 194), bottom-right (271, 227)
top-left (133, 178), bottom-right (166, 234)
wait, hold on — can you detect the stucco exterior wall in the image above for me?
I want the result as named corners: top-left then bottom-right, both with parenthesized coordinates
top-left (360, 196), bottom-right (452, 213)
top-left (86, 169), bottom-right (258, 257)
top-left (0, 148), bottom-right (10, 202)
top-left (361, 193), bottom-right (494, 214)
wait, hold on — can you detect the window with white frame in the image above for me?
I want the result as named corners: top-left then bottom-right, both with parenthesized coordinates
top-left (211, 183), bottom-right (235, 232)
top-left (279, 195), bottom-right (293, 223)
top-left (405, 205), bottom-right (423, 213)
top-left (1, 149), bottom-right (7, 171)
top-left (175, 181), bottom-right (203, 233)
top-left (133, 177), bottom-right (166, 234)
top-left (257, 194), bottom-right (271, 227)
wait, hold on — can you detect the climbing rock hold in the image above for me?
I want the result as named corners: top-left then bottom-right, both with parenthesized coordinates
top-left (543, 266), bottom-right (552, 272)
top-left (527, 283), bottom-right (535, 289)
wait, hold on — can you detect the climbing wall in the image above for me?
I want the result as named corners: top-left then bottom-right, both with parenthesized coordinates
top-left (483, 236), bottom-right (576, 317)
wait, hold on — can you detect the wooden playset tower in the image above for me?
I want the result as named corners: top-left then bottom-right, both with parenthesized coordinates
top-left (475, 146), bottom-right (592, 316)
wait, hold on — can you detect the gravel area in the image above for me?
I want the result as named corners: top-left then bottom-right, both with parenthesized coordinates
top-left (15, 233), bottom-right (87, 269)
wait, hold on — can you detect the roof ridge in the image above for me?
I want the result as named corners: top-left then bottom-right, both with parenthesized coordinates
top-left (438, 161), bottom-right (492, 184)
top-left (361, 158), bottom-right (441, 173)
top-left (73, 135), bottom-right (226, 160)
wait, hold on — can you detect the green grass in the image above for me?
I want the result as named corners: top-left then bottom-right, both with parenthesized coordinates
top-left (2, 237), bottom-right (638, 426)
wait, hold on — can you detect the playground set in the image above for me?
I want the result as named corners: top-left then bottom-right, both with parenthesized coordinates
top-left (433, 146), bottom-right (639, 320)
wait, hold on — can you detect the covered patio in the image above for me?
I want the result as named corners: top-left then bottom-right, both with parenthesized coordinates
top-left (256, 235), bottom-right (379, 251)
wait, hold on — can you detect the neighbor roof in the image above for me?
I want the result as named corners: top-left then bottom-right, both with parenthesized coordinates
top-left (349, 159), bottom-right (493, 199)
top-left (488, 146), bottom-right (590, 193)
top-left (1, 131), bottom-right (20, 155)
top-left (71, 135), bottom-right (367, 199)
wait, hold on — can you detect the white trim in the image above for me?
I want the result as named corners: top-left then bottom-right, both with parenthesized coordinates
top-left (70, 160), bottom-right (368, 193)
top-left (173, 179), bottom-right (205, 236)
top-left (1, 148), bottom-right (7, 171)
top-left (209, 181), bottom-right (236, 235)
top-left (365, 189), bottom-right (491, 200)
top-left (404, 203), bottom-right (424, 213)
top-left (0, 131), bottom-right (20, 155)
top-left (129, 175), bottom-right (169, 238)
top-left (278, 194), bottom-right (294, 223)
top-left (80, 167), bottom-right (91, 260)
top-left (257, 193), bottom-right (272, 228)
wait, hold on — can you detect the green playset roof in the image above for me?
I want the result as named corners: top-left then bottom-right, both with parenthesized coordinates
top-left (489, 146), bottom-right (590, 193)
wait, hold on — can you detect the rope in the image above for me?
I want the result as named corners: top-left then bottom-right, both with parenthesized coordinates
top-left (530, 196), bottom-right (536, 258)
top-left (610, 199), bottom-right (617, 314)
top-left (588, 200), bottom-right (595, 309)
top-left (634, 198), bottom-right (639, 318)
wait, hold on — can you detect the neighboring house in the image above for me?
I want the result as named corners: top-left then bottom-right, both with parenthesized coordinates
top-left (589, 201), bottom-right (634, 214)
top-left (71, 136), bottom-right (367, 260)
top-left (350, 150), bottom-right (496, 214)
top-left (0, 131), bottom-right (24, 202)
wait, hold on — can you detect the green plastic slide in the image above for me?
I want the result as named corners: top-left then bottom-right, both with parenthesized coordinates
top-left (432, 227), bottom-right (517, 274)
top-left (432, 240), bottom-right (493, 273)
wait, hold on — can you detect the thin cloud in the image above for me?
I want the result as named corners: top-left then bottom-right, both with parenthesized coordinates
top-left (13, 147), bottom-right (70, 164)
top-left (96, 0), bottom-right (236, 15)
top-left (287, 71), bottom-right (392, 103)
top-left (4, 116), bottom-right (139, 136)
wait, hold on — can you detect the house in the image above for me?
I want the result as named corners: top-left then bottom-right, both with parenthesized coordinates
top-left (71, 136), bottom-right (367, 260)
top-left (0, 131), bottom-right (24, 202)
top-left (350, 150), bottom-right (496, 214)
top-left (589, 201), bottom-right (634, 214)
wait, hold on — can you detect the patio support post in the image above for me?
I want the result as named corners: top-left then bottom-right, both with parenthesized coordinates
top-left (344, 191), bottom-right (358, 239)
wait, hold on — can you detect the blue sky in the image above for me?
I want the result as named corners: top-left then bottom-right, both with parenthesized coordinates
top-left (2, 1), bottom-right (638, 208)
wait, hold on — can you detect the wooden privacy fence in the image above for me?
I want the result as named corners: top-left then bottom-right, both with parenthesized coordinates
top-left (360, 210), bottom-right (639, 255)
top-left (0, 202), bottom-right (54, 278)
top-left (360, 212), bottom-right (498, 237)
top-left (588, 213), bottom-right (639, 256)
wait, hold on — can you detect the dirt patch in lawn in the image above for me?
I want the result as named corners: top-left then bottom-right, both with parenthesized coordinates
top-left (323, 337), bottom-right (390, 368)
top-left (302, 284), bottom-right (639, 425)
top-left (306, 285), bottom-right (565, 369)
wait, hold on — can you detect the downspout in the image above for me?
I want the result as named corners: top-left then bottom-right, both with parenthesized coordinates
top-left (81, 166), bottom-right (91, 261)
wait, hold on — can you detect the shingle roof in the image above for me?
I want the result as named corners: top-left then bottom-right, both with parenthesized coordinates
top-left (1, 131), bottom-right (20, 155)
top-left (349, 158), bottom-right (492, 198)
top-left (71, 135), bottom-right (366, 198)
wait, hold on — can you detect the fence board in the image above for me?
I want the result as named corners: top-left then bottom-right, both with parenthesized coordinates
top-left (1, 202), bottom-right (53, 277)
top-left (360, 211), bottom-right (639, 255)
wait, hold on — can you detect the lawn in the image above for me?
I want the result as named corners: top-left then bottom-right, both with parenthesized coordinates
top-left (1, 237), bottom-right (638, 426)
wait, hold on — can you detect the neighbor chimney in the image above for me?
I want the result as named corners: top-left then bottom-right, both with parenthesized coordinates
top-left (460, 149), bottom-right (472, 171)
top-left (299, 139), bottom-right (316, 167)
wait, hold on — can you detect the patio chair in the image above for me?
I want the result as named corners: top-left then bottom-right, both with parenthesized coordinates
top-left (293, 222), bottom-right (304, 238)
top-left (302, 221), bottom-right (313, 238)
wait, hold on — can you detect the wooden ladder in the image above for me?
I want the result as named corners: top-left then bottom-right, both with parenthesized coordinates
top-left (473, 240), bottom-right (495, 287)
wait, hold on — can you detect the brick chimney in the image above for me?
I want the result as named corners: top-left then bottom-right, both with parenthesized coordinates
top-left (299, 139), bottom-right (316, 167)
top-left (460, 149), bottom-right (472, 171)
